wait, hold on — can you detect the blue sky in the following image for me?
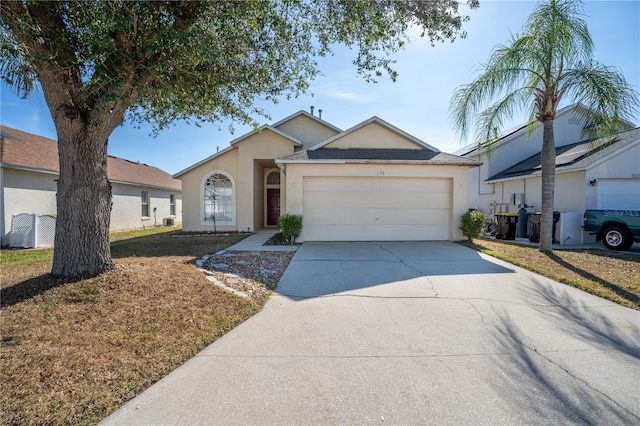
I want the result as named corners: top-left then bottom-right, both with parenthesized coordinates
top-left (1, 1), bottom-right (638, 175)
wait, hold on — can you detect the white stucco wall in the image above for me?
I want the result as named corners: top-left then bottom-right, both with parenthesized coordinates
top-left (111, 183), bottom-right (182, 230)
top-left (1, 168), bottom-right (57, 245)
top-left (1, 167), bottom-right (182, 246)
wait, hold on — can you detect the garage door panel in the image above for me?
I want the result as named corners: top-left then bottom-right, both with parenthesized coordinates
top-left (303, 177), bottom-right (451, 241)
top-left (305, 207), bottom-right (449, 225)
top-left (305, 224), bottom-right (450, 241)
top-left (304, 191), bottom-right (449, 210)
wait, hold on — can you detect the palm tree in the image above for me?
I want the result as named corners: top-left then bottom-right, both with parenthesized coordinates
top-left (449, 0), bottom-right (639, 253)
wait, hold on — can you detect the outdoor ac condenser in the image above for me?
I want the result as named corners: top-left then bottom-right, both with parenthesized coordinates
top-left (163, 217), bottom-right (175, 226)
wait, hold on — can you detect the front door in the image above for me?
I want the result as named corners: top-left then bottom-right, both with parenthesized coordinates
top-left (267, 188), bottom-right (281, 226)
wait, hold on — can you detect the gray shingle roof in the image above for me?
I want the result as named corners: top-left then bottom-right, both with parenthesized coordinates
top-left (277, 148), bottom-right (480, 165)
top-left (488, 127), bottom-right (640, 181)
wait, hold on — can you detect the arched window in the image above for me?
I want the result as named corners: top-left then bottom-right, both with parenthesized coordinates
top-left (266, 171), bottom-right (280, 185)
top-left (204, 173), bottom-right (234, 223)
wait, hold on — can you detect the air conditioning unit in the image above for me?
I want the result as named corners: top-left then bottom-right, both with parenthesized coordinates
top-left (163, 217), bottom-right (175, 226)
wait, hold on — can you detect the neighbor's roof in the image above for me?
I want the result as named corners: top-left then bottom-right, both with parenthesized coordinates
top-left (276, 148), bottom-right (480, 166)
top-left (454, 103), bottom-right (591, 157)
top-left (487, 127), bottom-right (640, 182)
top-left (0, 125), bottom-right (181, 191)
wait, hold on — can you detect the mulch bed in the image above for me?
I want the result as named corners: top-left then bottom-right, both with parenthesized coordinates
top-left (263, 232), bottom-right (301, 246)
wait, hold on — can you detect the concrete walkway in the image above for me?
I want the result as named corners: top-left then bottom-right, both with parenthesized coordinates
top-left (103, 241), bottom-right (640, 425)
top-left (225, 229), bottom-right (299, 252)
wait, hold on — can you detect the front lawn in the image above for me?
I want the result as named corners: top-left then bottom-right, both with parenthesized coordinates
top-left (0, 228), bottom-right (269, 425)
top-left (461, 238), bottom-right (640, 310)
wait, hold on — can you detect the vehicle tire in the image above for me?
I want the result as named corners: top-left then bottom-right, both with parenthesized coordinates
top-left (602, 226), bottom-right (631, 251)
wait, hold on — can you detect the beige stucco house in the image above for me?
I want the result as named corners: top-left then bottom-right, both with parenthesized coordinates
top-left (0, 125), bottom-right (182, 247)
top-left (174, 111), bottom-right (480, 242)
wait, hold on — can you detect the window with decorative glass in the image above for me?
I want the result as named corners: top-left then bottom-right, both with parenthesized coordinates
top-left (204, 173), bottom-right (233, 223)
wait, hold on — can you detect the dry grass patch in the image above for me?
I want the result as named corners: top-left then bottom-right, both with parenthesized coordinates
top-left (0, 229), bottom-right (290, 425)
top-left (461, 238), bottom-right (640, 310)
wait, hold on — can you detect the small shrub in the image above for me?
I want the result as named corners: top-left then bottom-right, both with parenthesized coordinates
top-left (278, 214), bottom-right (303, 244)
top-left (460, 210), bottom-right (485, 242)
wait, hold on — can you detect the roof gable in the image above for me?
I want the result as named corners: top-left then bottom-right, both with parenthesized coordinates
top-left (0, 125), bottom-right (181, 191)
top-left (272, 110), bottom-right (342, 134)
top-left (229, 125), bottom-right (303, 147)
top-left (312, 117), bottom-right (439, 152)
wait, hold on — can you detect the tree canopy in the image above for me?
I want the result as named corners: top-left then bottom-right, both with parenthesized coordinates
top-left (2, 1), bottom-right (478, 132)
top-left (1, 0), bottom-right (478, 278)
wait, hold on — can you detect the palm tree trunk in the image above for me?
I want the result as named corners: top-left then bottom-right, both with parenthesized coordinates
top-left (51, 120), bottom-right (115, 278)
top-left (539, 119), bottom-right (556, 253)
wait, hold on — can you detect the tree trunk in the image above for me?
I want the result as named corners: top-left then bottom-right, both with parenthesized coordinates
top-left (51, 120), bottom-right (114, 278)
top-left (539, 119), bottom-right (556, 253)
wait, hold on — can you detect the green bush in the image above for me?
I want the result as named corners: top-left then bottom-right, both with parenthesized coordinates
top-left (278, 214), bottom-right (303, 244)
top-left (460, 210), bottom-right (485, 242)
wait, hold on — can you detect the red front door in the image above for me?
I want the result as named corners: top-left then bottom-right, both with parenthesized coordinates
top-left (267, 188), bottom-right (281, 226)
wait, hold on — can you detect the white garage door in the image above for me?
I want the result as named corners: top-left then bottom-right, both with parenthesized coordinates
top-left (597, 179), bottom-right (640, 210)
top-left (303, 177), bottom-right (451, 241)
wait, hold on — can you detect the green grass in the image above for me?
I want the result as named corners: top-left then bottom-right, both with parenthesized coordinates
top-left (0, 247), bottom-right (54, 268)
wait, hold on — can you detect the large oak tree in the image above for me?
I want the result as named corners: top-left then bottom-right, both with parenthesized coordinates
top-left (2, 0), bottom-right (477, 278)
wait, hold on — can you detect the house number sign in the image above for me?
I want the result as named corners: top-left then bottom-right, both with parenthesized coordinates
top-left (376, 171), bottom-right (385, 176)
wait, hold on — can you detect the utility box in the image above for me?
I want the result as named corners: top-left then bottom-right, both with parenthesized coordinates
top-left (511, 193), bottom-right (525, 205)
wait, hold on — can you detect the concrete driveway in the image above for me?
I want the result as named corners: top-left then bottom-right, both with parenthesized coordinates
top-left (103, 241), bottom-right (640, 425)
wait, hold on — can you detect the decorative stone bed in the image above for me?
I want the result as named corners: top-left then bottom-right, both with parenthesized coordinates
top-left (195, 250), bottom-right (295, 301)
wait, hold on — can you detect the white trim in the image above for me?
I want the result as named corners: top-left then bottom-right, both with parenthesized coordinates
top-left (229, 125), bottom-right (303, 147)
top-left (200, 170), bottom-right (237, 226)
top-left (275, 159), bottom-right (346, 165)
top-left (0, 163), bottom-right (59, 176)
top-left (310, 116), bottom-right (440, 152)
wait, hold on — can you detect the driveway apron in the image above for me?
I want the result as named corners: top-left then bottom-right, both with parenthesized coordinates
top-left (103, 241), bottom-right (640, 425)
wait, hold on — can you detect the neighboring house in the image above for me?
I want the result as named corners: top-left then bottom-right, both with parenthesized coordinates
top-left (0, 125), bottom-right (182, 246)
top-left (174, 110), bottom-right (479, 242)
top-left (457, 104), bottom-right (640, 244)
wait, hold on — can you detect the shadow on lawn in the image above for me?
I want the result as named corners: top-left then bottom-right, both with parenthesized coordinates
top-left (110, 233), bottom-right (246, 259)
top-left (0, 273), bottom-right (74, 309)
top-left (543, 252), bottom-right (640, 307)
top-left (1, 233), bottom-right (248, 308)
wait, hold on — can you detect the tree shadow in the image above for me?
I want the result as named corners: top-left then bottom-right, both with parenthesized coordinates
top-left (110, 233), bottom-right (246, 260)
top-left (475, 270), bottom-right (640, 422)
top-left (485, 304), bottom-right (638, 424)
top-left (521, 276), bottom-right (640, 360)
top-left (1, 233), bottom-right (247, 308)
top-left (0, 273), bottom-right (80, 309)
top-left (543, 252), bottom-right (639, 307)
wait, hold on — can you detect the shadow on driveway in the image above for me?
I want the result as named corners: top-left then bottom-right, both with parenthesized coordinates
top-left (276, 241), bottom-right (515, 300)
top-left (476, 276), bottom-right (640, 423)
